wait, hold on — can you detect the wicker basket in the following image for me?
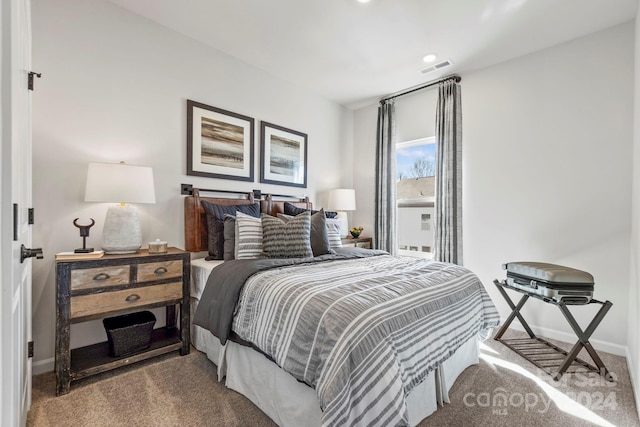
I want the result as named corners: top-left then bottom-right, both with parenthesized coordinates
top-left (103, 311), bottom-right (156, 357)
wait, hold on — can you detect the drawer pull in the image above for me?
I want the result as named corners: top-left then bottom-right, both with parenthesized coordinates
top-left (93, 273), bottom-right (110, 281)
top-left (125, 294), bottom-right (140, 302)
top-left (154, 267), bottom-right (168, 275)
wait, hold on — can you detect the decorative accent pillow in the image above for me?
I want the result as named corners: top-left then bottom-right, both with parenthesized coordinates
top-left (201, 201), bottom-right (260, 260)
top-left (325, 218), bottom-right (342, 248)
top-left (283, 201), bottom-right (338, 219)
top-left (223, 215), bottom-right (236, 261)
top-left (277, 209), bottom-right (335, 257)
top-left (261, 211), bottom-right (313, 258)
top-left (234, 212), bottom-right (264, 259)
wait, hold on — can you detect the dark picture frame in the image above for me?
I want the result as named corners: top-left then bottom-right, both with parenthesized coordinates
top-left (187, 100), bottom-right (255, 182)
top-left (260, 121), bottom-right (308, 188)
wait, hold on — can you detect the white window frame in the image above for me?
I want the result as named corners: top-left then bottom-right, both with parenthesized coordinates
top-left (396, 136), bottom-right (436, 259)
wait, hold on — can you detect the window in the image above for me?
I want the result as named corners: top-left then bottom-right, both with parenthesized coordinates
top-left (396, 137), bottom-right (436, 259)
top-left (421, 214), bottom-right (431, 231)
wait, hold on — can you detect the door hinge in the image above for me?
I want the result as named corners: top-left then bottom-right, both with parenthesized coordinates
top-left (28, 341), bottom-right (34, 358)
top-left (28, 71), bottom-right (41, 91)
top-left (28, 208), bottom-right (34, 225)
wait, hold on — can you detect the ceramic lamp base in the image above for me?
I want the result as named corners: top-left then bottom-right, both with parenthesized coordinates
top-left (101, 205), bottom-right (142, 254)
top-left (336, 211), bottom-right (349, 238)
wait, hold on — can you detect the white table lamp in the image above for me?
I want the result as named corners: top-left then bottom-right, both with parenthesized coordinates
top-left (328, 188), bottom-right (356, 238)
top-left (85, 162), bottom-right (156, 254)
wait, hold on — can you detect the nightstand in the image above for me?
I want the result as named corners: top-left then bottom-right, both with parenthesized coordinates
top-left (341, 236), bottom-right (373, 249)
top-left (55, 248), bottom-right (190, 395)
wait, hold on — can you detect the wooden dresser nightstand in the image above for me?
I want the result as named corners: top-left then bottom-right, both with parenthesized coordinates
top-left (55, 247), bottom-right (190, 395)
top-left (341, 237), bottom-right (373, 249)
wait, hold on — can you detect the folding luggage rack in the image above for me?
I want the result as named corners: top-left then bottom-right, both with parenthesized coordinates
top-left (493, 279), bottom-right (613, 382)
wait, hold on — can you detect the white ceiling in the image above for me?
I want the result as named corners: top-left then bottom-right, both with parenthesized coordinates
top-left (107, 0), bottom-right (637, 109)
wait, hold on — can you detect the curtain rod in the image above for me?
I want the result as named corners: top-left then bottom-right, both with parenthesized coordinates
top-left (379, 74), bottom-right (461, 104)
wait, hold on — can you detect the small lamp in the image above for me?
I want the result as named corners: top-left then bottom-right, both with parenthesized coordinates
top-left (85, 162), bottom-right (156, 254)
top-left (328, 188), bottom-right (356, 238)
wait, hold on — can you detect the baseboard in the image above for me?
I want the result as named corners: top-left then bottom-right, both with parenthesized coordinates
top-left (509, 323), bottom-right (627, 356)
top-left (626, 347), bottom-right (640, 420)
top-left (32, 357), bottom-right (54, 376)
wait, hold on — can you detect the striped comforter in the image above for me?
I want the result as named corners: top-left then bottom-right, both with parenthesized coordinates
top-left (231, 254), bottom-right (500, 427)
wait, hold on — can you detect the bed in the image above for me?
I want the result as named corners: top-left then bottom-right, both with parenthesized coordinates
top-left (183, 189), bottom-right (500, 427)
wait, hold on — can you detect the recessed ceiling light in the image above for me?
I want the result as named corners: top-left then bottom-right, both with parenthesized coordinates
top-left (422, 54), bottom-right (437, 63)
top-left (357, 0), bottom-right (371, 3)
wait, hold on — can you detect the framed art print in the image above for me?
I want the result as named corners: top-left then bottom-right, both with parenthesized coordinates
top-left (187, 100), bottom-right (254, 182)
top-left (260, 121), bottom-right (307, 188)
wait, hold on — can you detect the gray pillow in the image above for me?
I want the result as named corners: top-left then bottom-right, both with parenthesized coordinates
top-left (201, 200), bottom-right (260, 260)
top-left (261, 212), bottom-right (313, 258)
top-left (223, 215), bottom-right (236, 261)
top-left (277, 209), bottom-right (334, 257)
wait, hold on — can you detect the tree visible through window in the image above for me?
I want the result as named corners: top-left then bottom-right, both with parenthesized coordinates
top-left (396, 137), bottom-right (436, 258)
top-left (397, 151), bottom-right (435, 180)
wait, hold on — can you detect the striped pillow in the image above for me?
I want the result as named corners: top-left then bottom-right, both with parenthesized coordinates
top-left (277, 210), bottom-right (335, 257)
top-left (200, 200), bottom-right (260, 260)
top-left (234, 212), bottom-right (263, 259)
top-left (325, 218), bottom-right (342, 248)
top-left (261, 212), bottom-right (313, 258)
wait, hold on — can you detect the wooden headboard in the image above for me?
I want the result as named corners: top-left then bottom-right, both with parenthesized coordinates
top-left (184, 188), bottom-right (312, 252)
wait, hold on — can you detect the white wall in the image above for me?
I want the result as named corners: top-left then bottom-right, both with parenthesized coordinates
top-left (395, 90), bottom-right (438, 143)
top-left (354, 22), bottom-right (634, 354)
top-left (352, 104), bottom-right (378, 237)
top-left (628, 3), bottom-right (640, 417)
top-left (30, 0), bottom-right (352, 372)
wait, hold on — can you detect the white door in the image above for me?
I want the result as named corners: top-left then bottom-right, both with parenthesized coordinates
top-left (1, 0), bottom-right (34, 425)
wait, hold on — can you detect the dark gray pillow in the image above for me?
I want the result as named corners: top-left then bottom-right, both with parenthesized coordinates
top-left (278, 209), bottom-right (334, 257)
top-left (201, 200), bottom-right (260, 260)
top-left (223, 215), bottom-right (236, 261)
top-left (261, 212), bottom-right (313, 258)
top-left (283, 201), bottom-right (338, 219)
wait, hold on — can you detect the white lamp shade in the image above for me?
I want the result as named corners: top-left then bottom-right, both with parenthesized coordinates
top-left (328, 188), bottom-right (356, 211)
top-left (328, 188), bottom-right (356, 238)
top-left (85, 162), bottom-right (155, 254)
top-left (85, 162), bottom-right (156, 204)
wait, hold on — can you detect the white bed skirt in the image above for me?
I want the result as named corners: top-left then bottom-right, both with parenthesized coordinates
top-left (192, 324), bottom-right (479, 427)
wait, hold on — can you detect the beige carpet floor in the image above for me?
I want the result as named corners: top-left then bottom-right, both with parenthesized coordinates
top-left (28, 329), bottom-right (640, 427)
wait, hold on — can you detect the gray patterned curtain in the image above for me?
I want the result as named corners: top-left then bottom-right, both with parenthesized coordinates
top-left (375, 100), bottom-right (397, 255)
top-left (434, 80), bottom-right (463, 264)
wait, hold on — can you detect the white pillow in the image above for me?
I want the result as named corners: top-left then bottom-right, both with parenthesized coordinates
top-left (325, 218), bottom-right (342, 248)
top-left (235, 211), bottom-right (263, 259)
